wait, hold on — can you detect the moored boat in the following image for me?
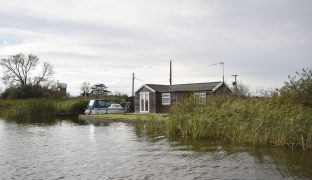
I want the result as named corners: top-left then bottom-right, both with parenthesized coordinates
top-left (84, 99), bottom-right (130, 115)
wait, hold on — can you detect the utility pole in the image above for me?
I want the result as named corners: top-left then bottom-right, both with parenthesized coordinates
top-left (169, 60), bottom-right (172, 85)
top-left (132, 73), bottom-right (135, 97)
top-left (232, 74), bottom-right (238, 95)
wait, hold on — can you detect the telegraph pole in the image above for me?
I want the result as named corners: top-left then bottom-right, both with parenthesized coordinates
top-left (132, 73), bottom-right (135, 97)
top-left (232, 74), bottom-right (238, 95)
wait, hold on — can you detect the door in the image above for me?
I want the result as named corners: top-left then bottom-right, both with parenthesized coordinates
top-left (140, 92), bottom-right (149, 113)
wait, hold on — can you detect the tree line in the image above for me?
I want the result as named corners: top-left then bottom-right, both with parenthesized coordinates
top-left (0, 53), bottom-right (128, 100)
top-left (0, 53), bottom-right (311, 107)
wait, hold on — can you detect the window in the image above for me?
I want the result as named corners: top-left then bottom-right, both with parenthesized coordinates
top-left (98, 100), bottom-right (106, 107)
top-left (88, 100), bottom-right (95, 107)
top-left (162, 93), bottom-right (171, 105)
top-left (194, 92), bottom-right (206, 104)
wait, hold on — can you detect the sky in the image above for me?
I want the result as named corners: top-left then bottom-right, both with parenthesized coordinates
top-left (0, 0), bottom-right (311, 96)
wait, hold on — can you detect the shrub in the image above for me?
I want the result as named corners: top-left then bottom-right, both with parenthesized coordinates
top-left (279, 68), bottom-right (312, 107)
top-left (1, 85), bottom-right (65, 99)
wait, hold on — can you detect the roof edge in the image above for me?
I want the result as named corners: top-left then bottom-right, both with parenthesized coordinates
top-left (212, 82), bottom-right (232, 92)
top-left (171, 81), bottom-right (222, 86)
top-left (212, 82), bottom-right (223, 92)
top-left (135, 84), bottom-right (156, 94)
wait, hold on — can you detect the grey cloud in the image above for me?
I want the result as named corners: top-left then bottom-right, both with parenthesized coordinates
top-left (0, 0), bottom-right (311, 95)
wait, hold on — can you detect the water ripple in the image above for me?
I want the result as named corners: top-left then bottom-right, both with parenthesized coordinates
top-left (0, 119), bottom-right (311, 179)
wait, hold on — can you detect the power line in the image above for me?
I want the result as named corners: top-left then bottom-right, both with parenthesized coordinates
top-left (135, 78), bottom-right (148, 83)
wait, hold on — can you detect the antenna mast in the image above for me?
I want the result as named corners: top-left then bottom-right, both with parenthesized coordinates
top-left (169, 60), bottom-right (172, 85)
top-left (211, 61), bottom-right (224, 83)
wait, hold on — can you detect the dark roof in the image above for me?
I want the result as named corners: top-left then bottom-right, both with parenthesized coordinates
top-left (145, 84), bottom-right (170, 92)
top-left (145, 81), bottom-right (223, 93)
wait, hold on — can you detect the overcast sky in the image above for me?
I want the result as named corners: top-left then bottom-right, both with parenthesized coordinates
top-left (0, 0), bottom-right (311, 96)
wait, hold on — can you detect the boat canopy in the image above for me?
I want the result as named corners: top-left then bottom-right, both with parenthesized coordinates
top-left (87, 99), bottom-right (112, 109)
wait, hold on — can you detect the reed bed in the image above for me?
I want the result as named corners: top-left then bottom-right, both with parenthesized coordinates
top-left (0, 99), bottom-right (89, 120)
top-left (137, 96), bottom-right (312, 150)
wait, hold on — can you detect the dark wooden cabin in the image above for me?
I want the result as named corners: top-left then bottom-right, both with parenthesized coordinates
top-left (134, 81), bottom-right (232, 114)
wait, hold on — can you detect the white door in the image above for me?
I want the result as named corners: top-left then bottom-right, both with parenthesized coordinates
top-left (140, 92), bottom-right (149, 113)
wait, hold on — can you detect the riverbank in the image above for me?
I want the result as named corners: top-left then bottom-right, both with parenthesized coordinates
top-left (2, 96), bottom-right (312, 150)
top-left (80, 96), bottom-right (312, 150)
top-left (79, 113), bottom-right (169, 123)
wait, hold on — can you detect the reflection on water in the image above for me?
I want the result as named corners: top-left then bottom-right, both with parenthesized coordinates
top-left (89, 124), bottom-right (96, 143)
top-left (0, 117), bottom-right (311, 179)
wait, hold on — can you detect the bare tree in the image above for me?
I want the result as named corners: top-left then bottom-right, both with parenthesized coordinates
top-left (33, 62), bottom-right (54, 86)
top-left (81, 81), bottom-right (91, 98)
top-left (0, 53), bottom-right (54, 86)
top-left (233, 82), bottom-right (251, 97)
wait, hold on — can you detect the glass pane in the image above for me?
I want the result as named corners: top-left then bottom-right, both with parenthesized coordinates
top-left (88, 100), bottom-right (95, 106)
top-left (140, 94), bottom-right (144, 111)
top-left (141, 99), bottom-right (144, 111)
top-left (199, 93), bottom-right (206, 104)
top-left (145, 99), bottom-right (148, 111)
top-left (98, 101), bottom-right (105, 107)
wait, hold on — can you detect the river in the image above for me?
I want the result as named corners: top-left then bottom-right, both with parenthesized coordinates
top-left (0, 118), bottom-right (312, 179)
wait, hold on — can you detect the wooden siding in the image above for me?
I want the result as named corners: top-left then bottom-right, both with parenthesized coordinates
top-left (135, 86), bottom-right (156, 113)
top-left (213, 84), bottom-right (232, 95)
top-left (156, 92), bottom-right (171, 113)
top-left (135, 83), bottom-right (232, 114)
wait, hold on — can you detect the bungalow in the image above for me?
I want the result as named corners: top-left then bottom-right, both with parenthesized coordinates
top-left (135, 81), bottom-right (232, 114)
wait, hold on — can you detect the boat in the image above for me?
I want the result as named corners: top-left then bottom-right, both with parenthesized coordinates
top-left (84, 99), bottom-right (130, 115)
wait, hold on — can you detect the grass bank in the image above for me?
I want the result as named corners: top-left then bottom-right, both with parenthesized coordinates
top-left (79, 114), bottom-right (168, 126)
top-left (137, 96), bottom-right (312, 150)
top-left (0, 99), bottom-right (89, 120)
top-left (80, 113), bottom-right (168, 120)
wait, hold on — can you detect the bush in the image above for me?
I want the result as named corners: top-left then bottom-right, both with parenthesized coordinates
top-left (1, 85), bottom-right (64, 99)
top-left (279, 68), bottom-right (312, 107)
top-left (56, 99), bottom-right (89, 115)
top-left (68, 99), bottom-right (89, 114)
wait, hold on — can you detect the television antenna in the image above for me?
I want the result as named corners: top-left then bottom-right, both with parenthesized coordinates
top-left (211, 61), bottom-right (224, 83)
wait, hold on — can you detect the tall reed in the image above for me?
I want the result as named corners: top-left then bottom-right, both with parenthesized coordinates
top-left (137, 96), bottom-right (312, 150)
top-left (0, 99), bottom-right (89, 120)
top-left (0, 99), bottom-right (57, 120)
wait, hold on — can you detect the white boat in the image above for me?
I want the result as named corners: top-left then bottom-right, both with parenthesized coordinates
top-left (84, 99), bottom-right (130, 115)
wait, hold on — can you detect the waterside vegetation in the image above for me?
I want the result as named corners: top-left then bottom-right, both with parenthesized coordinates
top-left (136, 68), bottom-right (312, 150)
top-left (137, 96), bottom-right (312, 150)
top-left (0, 99), bottom-right (89, 120)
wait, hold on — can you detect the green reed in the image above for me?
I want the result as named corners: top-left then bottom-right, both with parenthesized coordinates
top-left (137, 96), bottom-right (312, 150)
top-left (0, 99), bottom-right (89, 120)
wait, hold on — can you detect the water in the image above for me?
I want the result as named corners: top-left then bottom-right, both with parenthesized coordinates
top-left (1, 118), bottom-right (312, 180)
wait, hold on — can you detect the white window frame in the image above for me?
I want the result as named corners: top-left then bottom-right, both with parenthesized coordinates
top-left (140, 92), bottom-right (149, 113)
top-left (162, 93), bottom-right (171, 105)
top-left (194, 92), bottom-right (206, 104)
